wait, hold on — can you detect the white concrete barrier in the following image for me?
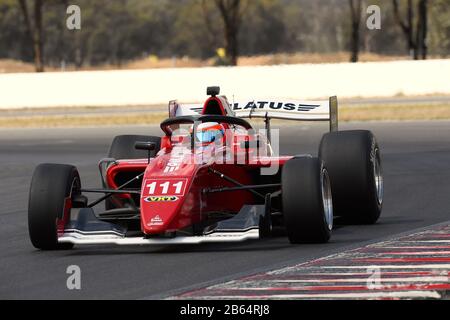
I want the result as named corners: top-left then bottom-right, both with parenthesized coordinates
top-left (1, 59), bottom-right (449, 109)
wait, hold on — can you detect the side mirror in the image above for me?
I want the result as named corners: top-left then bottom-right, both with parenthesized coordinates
top-left (135, 141), bottom-right (156, 151)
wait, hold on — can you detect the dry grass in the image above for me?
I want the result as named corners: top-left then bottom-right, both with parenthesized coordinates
top-left (125, 56), bottom-right (210, 69)
top-left (0, 112), bottom-right (168, 128)
top-left (238, 52), bottom-right (411, 66)
top-left (115, 52), bottom-right (412, 69)
top-left (340, 103), bottom-right (450, 121)
top-left (0, 59), bottom-right (36, 73)
top-left (1, 103), bottom-right (449, 128)
top-left (0, 52), bottom-right (423, 73)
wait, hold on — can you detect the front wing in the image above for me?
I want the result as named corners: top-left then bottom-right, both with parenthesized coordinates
top-left (58, 205), bottom-right (265, 246)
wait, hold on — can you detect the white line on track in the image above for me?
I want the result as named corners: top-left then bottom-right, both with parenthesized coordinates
top-left (254, 271), bottom-right (447, 277)
top-left (382, 251), bottom-right (450, 255)
top-left (321, 264), bottom-right (450, 269)
top-left (402, 240), bottom-right (450, 243)
top-left (188, 291), bottom-right (442, 299)
top-left (264, 276), bottom-right (449, 283)
top-left (371, 246), bottom-right (450, 249)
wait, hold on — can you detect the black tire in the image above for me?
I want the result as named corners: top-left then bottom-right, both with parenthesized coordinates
top-left (108, 135), bottom-right (161, 160)
top-left (282, 157), bottom-right (333, 244)
top-left (28, 164), bottom-right (80, 250)
top-left (106, 135), bottom-right (161, 210)
top-left (319, 130), bottom-right (383, 224)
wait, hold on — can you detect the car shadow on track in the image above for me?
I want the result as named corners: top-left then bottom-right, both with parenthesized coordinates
top-left (63, 238), bottom-right (290, 256)
top-left (60, 230), bottom-right (363, 256)
top-left (53, 219), bottom-right (393, 256)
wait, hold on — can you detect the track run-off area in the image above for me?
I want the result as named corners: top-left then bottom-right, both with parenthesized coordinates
top-left (174, 222), bottom-right (450, 299)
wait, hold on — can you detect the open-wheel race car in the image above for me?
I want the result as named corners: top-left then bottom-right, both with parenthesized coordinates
top-left (28, 87), bottom-right (383, 249)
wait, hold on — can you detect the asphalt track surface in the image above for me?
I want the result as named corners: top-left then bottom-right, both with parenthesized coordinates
top-left (0, 120), bottom-right (449, 299)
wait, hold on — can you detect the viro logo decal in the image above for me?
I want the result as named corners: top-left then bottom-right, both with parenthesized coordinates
top-left (144, 196), bottom-right (179, 202)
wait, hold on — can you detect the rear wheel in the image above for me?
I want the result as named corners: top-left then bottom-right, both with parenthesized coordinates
top-left (108, 135), bottom-right (161, 160)
top-left (28, 164), bottom-right (80, 250)
top-left (282, 157), bottom-right (333, 243)
top-left (106, 135), bottom-right (161, 210)
top-left (319, 130), bottom-right (383, 224)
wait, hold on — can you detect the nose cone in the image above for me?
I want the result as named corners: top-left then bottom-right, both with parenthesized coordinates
top-left (140, 152), bottom-right (198, 234)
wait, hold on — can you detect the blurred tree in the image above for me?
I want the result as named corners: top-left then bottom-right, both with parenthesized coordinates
top-left (428, 0), bottom-right (450, 57)
top-left (16, 0), bottom-right (69, 71)
top-left (213, 0), bottom-right (247, 65)
top-left (240, 0), bottom-right (285, 55)
top-left (171, 0), bottom-right (220, 59)
top-left (393, 0), bottom-right (428, 59)
top-left (0, 0), bottom-right (33, 61)
top-left (1, 0), bottom-right (449, 70)
top-left (18, 0), bottom-right (44, 71)
top-left (200, 0), bottom-right (222, 55)
top-left (348, 0), bottom-right (362, 62)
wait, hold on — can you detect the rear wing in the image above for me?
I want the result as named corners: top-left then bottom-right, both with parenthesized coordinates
top-left (168, 96), bottom-right (338, 132)
top-left (232, 96), bottom-right (338, 132)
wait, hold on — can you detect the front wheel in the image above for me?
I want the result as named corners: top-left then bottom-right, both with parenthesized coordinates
top-left (28, 164), bottom-right (80, 250)
top-left (282, 157), bottom-right (333, 244)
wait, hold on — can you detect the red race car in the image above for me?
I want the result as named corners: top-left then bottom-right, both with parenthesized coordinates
top-left (28, 87), bottom-right (383, 249)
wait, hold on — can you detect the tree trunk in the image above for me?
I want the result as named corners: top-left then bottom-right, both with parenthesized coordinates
top-left (392, 0), bottom-right (428, 60)
top-left (407, 0), bottom-right (416, 59)
top-left (215, 0), bottom-right (242, 66)
top-left (349, 0), bottom-right (361, 63)
top-left (18, 0), bottom-right (45, 72)
top-left (350, 22), bottom-right (360, 62)
top-left (418, 0), bottom-right (428, 59)
top-left (33, 0), bottom-right (44, 72)
top-left (225, 23), bottom-right (238, 66)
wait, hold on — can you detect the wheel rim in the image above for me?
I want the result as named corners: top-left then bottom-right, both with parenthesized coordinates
top-left (373, 147), bottom-right (383, 205)
top-left (321, 168), bottom-right (333, 231)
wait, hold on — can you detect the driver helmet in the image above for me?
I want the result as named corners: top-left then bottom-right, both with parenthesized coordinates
top-left (193, 122), bottom-right (225, 146)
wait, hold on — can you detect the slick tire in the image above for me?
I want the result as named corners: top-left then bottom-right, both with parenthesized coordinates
top-left (108, 135), bottom-right (161, 160)
top-left (28, 163), bottom-right (80, 250)
top-left (319, 130), bottom-right (383, 224)
top-left (282, 156), bottom-right (333, 244)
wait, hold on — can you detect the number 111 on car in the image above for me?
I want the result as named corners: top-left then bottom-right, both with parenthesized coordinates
top-left (143, 178), bottom-right (187, 197)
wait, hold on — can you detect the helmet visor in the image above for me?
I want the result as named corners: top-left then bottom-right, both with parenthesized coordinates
top-left (195, 129), bottom-right (223, 143)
